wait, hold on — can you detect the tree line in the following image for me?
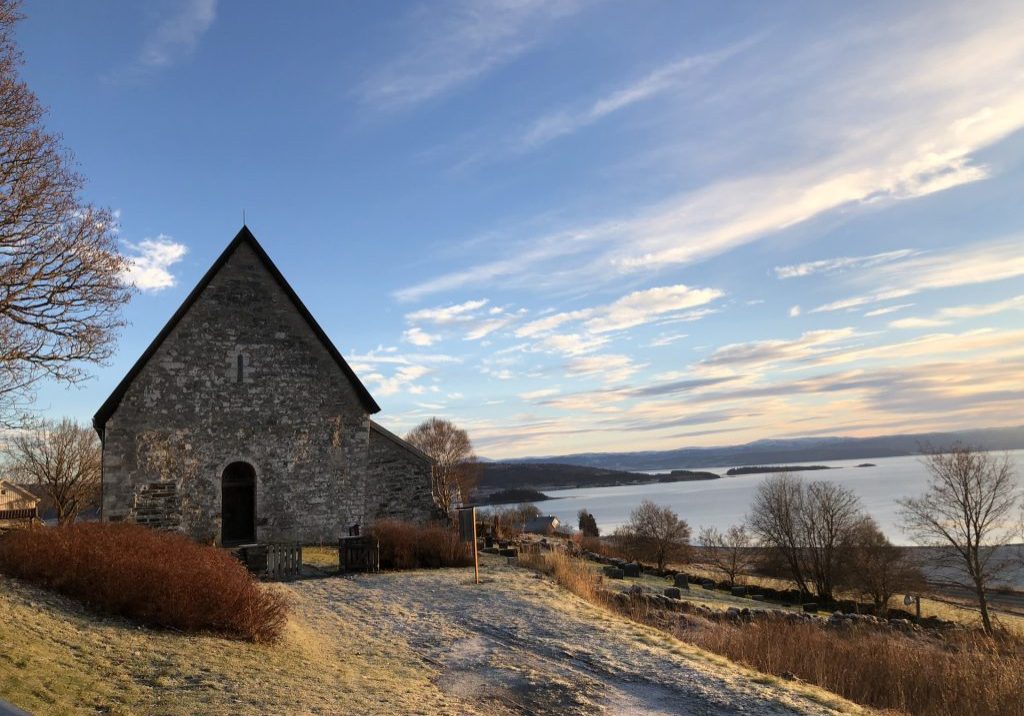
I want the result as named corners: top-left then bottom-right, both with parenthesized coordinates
top-left (575, 447), bottom-right (1020, 634)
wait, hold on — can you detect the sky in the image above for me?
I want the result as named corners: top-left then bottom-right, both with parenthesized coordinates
top-left (16, 0), bottom-right (1024, 459)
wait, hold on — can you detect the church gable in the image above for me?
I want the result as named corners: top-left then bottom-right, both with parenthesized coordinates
top-left (93, 226), bottom-right (378, 437)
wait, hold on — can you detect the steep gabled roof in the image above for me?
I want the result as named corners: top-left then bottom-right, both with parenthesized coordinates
top-left (93, 226), bottom-right (380, 437)
top-left (370, 420), bottom-right (433, 464)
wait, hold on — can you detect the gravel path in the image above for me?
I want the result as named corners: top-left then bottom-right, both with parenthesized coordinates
top-left (289, 557), bottom-right (867, 716)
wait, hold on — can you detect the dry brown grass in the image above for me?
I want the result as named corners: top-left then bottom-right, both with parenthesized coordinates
top-left (0, 523), bottom-right (287, 643)
top-left (520, 550), bottom-right (1024, 716)
top-left (689, 620), bottom-right (1024, 716)
top-left (519, 550), bottom-right (604, 604)
top-left (370, 519), bottom-right (474, 570)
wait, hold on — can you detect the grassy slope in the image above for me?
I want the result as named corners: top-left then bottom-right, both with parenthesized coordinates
top-left (0, 553), bottom-right (875, 716)
top-left (0, 575), bottom-right (468, 716)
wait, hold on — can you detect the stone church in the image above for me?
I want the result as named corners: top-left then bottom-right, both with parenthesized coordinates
top-left (94, 227), bottom-right (435, 545)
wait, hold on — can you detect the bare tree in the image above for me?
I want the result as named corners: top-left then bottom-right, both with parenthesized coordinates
top-left (615, 500), bottom-right (691, 571)
top-left (801, 480), bottom-right (865, 601)
top-left (4, 417), bottom-right (99, 524)
top-left (748, 473), bottom-right (812, 596)
top-left (0, 1), bottom-right (131, 425)
top-left (698, 524), bottom-right (757, 585)
top-left (749, 474), bottom-right (866, 601)
top-left (899, 446), bottom-right (1020, 635)
top-left (849, 518), bottom-right (926, 615)
top-left (405, 417), bottom-right (480, 517)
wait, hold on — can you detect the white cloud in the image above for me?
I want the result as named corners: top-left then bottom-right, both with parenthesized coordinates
top-left (520, 42), bottom-right (750, 149)
top-left (397, 7), bottom-right (1024, 300)
top-left (700, 328), bottom-right (858, 371)
top-left (888, 317), bottom-right (951, 330)
top-left (515, 309), bottom-right (589, 338)
top-left (122, 236), bottom-right (188, 292)
top-left (813, 236), bottom-right (1024, 313)
top-left (356, 0), bottom-right (583, 110)
top-left (789, 305), bottom-right (801, 318)
top-left (864, 304), bottom-right (914, 317)
top-left (566, 354), bottom-right (639, 384)
top-left (403, 326), bottom-right (440, 346)
top-left (406, 298), bottom-right (489, 324)
top-left (535, 333), bottom-right (608, 356)
top-left (936, 294), bottom-right (1024, 320)
top-left (464, 316), bottom-right (515, 340)
top-left (109, 0), bottom-right (217, 81)
top-left (584, 284), bottom-right (723, 334)
top-left (519, 387), bottom-right (560, 401)
top-left (648, 332), bottom-right (688, 347)
top-left (889, 294), bottom-right (1024, 329)
top-left (774, 249), bottom-right (918, 279)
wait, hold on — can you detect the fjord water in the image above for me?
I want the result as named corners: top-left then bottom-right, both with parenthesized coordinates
top-left (530, 451), bottom-right (1024, 544)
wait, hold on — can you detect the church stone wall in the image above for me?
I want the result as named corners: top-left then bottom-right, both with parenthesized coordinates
top-left (101, 242), bottom-right (373, 544)
top-left (364, 426), bottom-right (436, 524)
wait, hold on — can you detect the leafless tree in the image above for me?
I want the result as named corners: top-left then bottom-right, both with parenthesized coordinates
top-left (0, 1), bottom-right (131, 425)
top-left (748, 473), bottom-right (812, 596)
top-left (848, 518), bottom-right (926, 615)
top-left (698, 523), bottom-right (757, 585)
top-left (405, 417), bottom-right (480, 517)
top-left (899, 446), bottom-right (1020, 635)
top-left (615, 500), bottom-right (691, 571)
top-left (4, 417), bottom-right (99, 524)
top-left (749, 474), bottom-right (866, 601)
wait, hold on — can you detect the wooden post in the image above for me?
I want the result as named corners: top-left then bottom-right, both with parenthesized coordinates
top-left (472, 514), bottom-right (480, 585)
top-left (458, 506), bottom-right (479, 584)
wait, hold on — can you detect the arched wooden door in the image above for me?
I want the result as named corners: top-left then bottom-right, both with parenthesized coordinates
top-left (221, 462), bottom-right (256, 545)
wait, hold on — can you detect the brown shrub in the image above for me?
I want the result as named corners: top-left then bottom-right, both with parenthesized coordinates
top-left (370, 519), bottom-right (473, 570)
top-left (0, 523), bottom-right (288, 643)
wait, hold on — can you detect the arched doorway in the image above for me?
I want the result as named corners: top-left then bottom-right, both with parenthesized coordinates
top-left (221, 462), bottom-right (256, 545)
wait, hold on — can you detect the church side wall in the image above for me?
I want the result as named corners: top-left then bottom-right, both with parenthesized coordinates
top-left (101, 242), bottom-right (369, 544)
top-left (364, 429), bottom-right (436, 524)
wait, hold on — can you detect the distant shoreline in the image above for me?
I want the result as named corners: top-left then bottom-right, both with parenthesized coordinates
top-left (725, 465), bottom-right (834, 476)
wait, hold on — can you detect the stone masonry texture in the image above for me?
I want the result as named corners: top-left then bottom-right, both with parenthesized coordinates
top-left (99, 238), bottom-right (435, 544)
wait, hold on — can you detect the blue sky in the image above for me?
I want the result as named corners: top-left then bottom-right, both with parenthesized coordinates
top-left (18, 0), bottom-right (1024, 458)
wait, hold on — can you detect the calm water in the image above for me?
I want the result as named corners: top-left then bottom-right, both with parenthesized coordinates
top-left (527, 451), bottom-right (1024, 545)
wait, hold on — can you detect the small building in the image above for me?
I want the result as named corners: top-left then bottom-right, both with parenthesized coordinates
top-left (524, 515), bottom-right (561, 535)
top-left (0, 481), bottom-right (40, 526)
top-left (94, 227), bottom-right (436, 545)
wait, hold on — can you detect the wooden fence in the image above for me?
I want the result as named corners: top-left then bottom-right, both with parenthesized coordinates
top-left (266, 543), bottom-right (302, 581)
top-left (338, 535), bottom-right (379, 574)
top-left (237, 543), bottom-right (303, 581)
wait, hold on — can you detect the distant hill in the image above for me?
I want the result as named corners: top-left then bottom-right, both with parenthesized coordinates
top-left (485, 425), bottom-right (1024, 473)
top-left (478, 463), bottom-right (719, 493)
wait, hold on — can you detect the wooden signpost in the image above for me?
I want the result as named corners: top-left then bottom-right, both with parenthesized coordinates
top-left (458, 506), bottom-right (479, 584)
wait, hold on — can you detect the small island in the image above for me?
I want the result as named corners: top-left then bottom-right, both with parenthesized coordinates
top-left (657, 469), bottom-right (720, 482)
top-left (478, 487), bottom-right (551, 505)
top-left (726, 465), bottom-right (834, 476)
top-left (856, 463), bottom-right (876, 468)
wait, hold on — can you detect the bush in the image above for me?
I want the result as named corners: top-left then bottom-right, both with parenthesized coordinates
top-left (370, 519), bottom-right (473, 570)
top-left (0, 523), bottom-right (288, 643)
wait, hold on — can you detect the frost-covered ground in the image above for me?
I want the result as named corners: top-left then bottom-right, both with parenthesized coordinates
top-left (2, 555), bottom-right (873, 715)
top-left (294, 555), bottom-right (870, 715)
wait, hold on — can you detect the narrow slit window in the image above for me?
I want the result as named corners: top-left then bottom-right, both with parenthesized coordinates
top-left (236, 354), bottom-right (244, 383)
